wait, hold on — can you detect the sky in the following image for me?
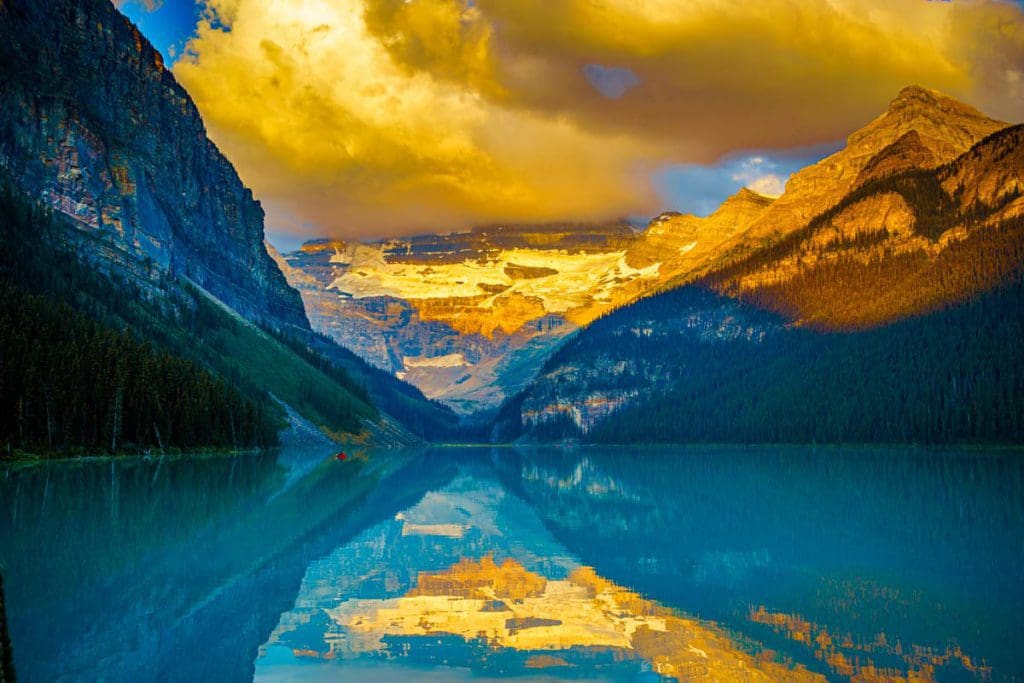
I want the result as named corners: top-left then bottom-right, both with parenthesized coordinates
top-left (114, 0), bottom-right (1024, 247)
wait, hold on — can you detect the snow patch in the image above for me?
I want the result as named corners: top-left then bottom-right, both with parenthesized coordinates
top-left (403, 353), bottom-right (468, 369)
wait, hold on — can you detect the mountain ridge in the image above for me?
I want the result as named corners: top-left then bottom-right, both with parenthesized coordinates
top-left (492, 87), bottom-right (1024, 443)
top-left (278, 189), bottom-right (780, 413)
top-left (722, 85), bottom-right (1008, 251)
top-left (282, 85), bottom-right (1012, 415)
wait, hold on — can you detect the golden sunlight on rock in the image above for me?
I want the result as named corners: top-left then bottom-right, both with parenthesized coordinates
top-left (408, 555), bottom-right (547, 601)
top-left (275, 85), bottom-right (1020, 413)
top-left (718, 87), bottom-right (1006, 258)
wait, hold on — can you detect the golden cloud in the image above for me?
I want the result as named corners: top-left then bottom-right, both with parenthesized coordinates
top-left (174, 0), bottom-right (1024, 238)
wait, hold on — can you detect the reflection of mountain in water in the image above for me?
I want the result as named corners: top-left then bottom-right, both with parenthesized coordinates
top-left (256, 459), bottom-right (825, 682)
top-left (494, 448), bottom-right (1024, 681)
top-left (1, 447), bottom-right (1021, 682)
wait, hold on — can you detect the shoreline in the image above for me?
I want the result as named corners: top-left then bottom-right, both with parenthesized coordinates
top-left (0, 446), bottom-right (266, 467)
top-left (4, 441), bottom-right (1020, 468)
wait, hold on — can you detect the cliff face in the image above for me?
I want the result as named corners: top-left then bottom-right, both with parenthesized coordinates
top-left (0, 0), bottom-right (307, 329)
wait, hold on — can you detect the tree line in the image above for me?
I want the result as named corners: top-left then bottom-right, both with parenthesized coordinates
top-left (0, 173), bottom-right (287, 455)
top-left (0, 284), bottom-right (278, 455)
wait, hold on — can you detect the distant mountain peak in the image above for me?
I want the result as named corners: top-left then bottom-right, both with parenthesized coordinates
top-left (645, 189), bottom-right (772, 231)
top-left (888, 85), bottom-right (948, 111)
top-left (299, 238), bottom-right (348, 254)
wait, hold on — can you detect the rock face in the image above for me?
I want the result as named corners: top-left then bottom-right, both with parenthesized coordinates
top-left (625, 188), bottom-right (775, 274)
top-left (854, 131), bottom-right (936, 188)
top-left (0, 0), bottom-right (307, 330)
top-left (942, 125), bottom-right (1024, 216)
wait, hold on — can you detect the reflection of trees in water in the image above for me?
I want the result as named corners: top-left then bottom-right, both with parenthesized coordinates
top-left (0, 448), bottom-right (452, 681)
top-left (748, 604), bottom-right (992, 683)
top-left (0, 453), bottom-right (284, 589)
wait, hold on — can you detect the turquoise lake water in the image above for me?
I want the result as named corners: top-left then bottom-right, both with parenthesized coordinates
top-left (1, 446), bottom-right (1021, 682)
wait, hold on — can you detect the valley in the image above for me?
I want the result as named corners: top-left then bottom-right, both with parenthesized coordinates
top-left (281, 86), bottom-right (1022, 432)
top-left (278, 190), bottom-right (777, 414)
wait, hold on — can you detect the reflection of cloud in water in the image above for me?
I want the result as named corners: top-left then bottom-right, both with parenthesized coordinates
top-left (396, 519), bottom-right (468, 538)
top-left (393, 477), bottom-right (507, 539)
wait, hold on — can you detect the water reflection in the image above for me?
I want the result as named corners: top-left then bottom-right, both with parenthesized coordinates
top-left (0, 446), bottom-right (1021, 682)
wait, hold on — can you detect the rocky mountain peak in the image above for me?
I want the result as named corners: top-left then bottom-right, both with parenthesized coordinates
top-left (887, 85), bottom-right (951, 112)
top-left (649, 211), bottom-right (683, 226)
top-left (886, 85), bottom-right (986, 119)
top-left (850, 85), bottom-right (1006, 165)
top-left (300, 239), bottom-right (349, 254)
top-left (644, 189), bottom-right (772, 238)
top-left (728, 86), bottom-right (1008, 247)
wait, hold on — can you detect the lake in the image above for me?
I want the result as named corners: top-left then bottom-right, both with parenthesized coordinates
top-left (1, 445), bottom-right (1021, 682)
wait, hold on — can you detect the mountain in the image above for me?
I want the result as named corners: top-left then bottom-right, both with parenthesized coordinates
top-left (281, 193), bottom-right (778, 414)
top-left (0, 0), bottom-right (453, 449)
top-left (624, 187), bottom-right (775, 275)
top-left (707, 123), bottom-right (1024, 330)
top-left (281, 223), bottom-right (638, 414)
top-left (494, 88), bottom-right (1024, 444)
top-left (284, 87), bottom-right (1008, 419)
top-left (0, 0), bottom-right (305, 330)
top-left (714, 86), bottom-right (1008, 257)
